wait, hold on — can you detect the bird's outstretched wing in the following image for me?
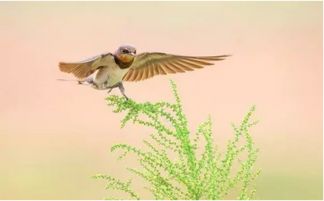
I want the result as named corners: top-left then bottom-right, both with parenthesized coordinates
top-left (59, 53), bottom-right (114, 79)
top-left (123, 52), bottom-right (230, 81)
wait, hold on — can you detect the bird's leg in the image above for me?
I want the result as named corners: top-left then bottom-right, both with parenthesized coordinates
top-left (107, 87), bottom-right (113, 94)
top-left (78, 77), bottom-right (99, 88)
top-left (106, 82), bottom-right (118, 93)
top-left (86, 77), bottom-right (94, 85)
top-left (118, 82), bottom-right (129, 100)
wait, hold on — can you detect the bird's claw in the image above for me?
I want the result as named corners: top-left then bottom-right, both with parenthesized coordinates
top-left (107, 88), bottom-right (113, 94)
top-left (123, 95), bottom-right (129, 100)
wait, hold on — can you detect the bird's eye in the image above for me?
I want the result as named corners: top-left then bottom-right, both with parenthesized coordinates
top-left (122, 49), bottom-right (129, 54)
top-left (134, 50), bottom-right (136, 54)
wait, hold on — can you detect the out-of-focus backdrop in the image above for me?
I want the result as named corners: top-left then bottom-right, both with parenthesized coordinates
top-left (0, 2), bottom-right (322, 199)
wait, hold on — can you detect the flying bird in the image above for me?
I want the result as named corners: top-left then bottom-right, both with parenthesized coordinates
top-left (59, 45), bottom-right (230, 99)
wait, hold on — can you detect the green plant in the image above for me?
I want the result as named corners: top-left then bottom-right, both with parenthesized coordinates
top-left (94, 80), bottom-right (260, 200)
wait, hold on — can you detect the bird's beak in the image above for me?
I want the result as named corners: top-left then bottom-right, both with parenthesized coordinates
top-left (130, 52), bottom-right (136, 56)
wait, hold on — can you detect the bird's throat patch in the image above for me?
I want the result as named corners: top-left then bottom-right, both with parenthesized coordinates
top-left (114, 55), bottom-right (134, 69)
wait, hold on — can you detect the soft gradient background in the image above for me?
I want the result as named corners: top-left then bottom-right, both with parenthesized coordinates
top-left (0, 1), bottom-right (322, 199)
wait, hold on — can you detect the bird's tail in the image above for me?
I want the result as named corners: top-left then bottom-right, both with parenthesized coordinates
top-left (56, 78), bottom-right (91, 85)
top-left (57, 78), bottom-right (78, 82)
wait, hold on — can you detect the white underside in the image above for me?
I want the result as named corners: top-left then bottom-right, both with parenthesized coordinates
top-left (91, 64), bottom-right (129, 89)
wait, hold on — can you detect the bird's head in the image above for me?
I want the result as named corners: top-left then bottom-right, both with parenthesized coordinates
top-left (115, 45), bottom-right (137, 64)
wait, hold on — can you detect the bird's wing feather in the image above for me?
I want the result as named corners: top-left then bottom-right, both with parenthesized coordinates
top-left (123, 52), bottom-right (230, 81)
top-left (59, 53), bottom-right (114, 79)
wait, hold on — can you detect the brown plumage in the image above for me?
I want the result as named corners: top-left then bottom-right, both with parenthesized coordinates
top-left (59, 53), bottom-right (113, 79)
top-left (123, 53), bottom-right (230, 81)
top-left (58, 45), bottom-right (230, 99)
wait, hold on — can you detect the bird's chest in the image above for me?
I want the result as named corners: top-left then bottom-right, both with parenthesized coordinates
top-left (94, 65), bottom-right (129, 88)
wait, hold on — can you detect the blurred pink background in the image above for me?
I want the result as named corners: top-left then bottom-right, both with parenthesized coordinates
top-left (0, 1), bottom-right (322, 199)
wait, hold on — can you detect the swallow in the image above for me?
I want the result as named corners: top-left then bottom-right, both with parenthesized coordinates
top-left (59, 45), bottom-right (230, 99)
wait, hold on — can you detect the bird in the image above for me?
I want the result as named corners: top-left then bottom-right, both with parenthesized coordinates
top-left (59, 45), bottom-right (230, 99)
